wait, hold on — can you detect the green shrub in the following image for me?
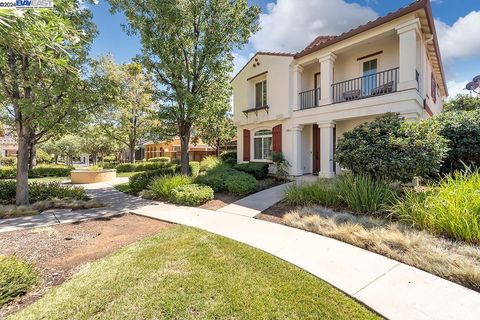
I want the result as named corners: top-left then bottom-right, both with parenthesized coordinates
top-left (149, 175), bottom-right (192, 200)
top-left (271, 152), bottom-right (290, 181)
top-left (0, 180), bottom-right (17, 204)
top-left (189, 161), bottom-right (200, 178)
top-left (220, 151), bottom-right (237, 166)
top-left (28, 182), bottom-right (88, 203)
top-left (234, 163), bottom-right (269, 180)
top-left (336, 174), bottom-right (395, 214)
top-left (0, 255), bottom-right (39, 306)
top-left (427, 110), bottom-right (480, 174)
top-left (195, 164), bottom-right (236, 192)
top-left (103, 155), bottom-right (117, 163)
top-left (30, 164), bottom-right (73, 178)
top-left (0, 157), bottom-right (16, 166)
top-left (199, 156), bottom-right (221, 172)
top-left (335, 113), bottom-right (448, 182)
top-left (148, 157), bottom-right (170, 163)
top-left (129, 165), bottom-right (179, 193)
top-left (225, 172), bottom-right (257, 195)
top-left (170, 184), bottom-right (214, 206)
top-left (284, 179), bottom-right (341, 207)
top-left (116, 161), bottom-right (171, 173)
top-left (391, 170), bottom-right (480, 243)
top-left (0, 166), bottom-right (15, 179)
top-left (35, 149), bottom-right (52, 164)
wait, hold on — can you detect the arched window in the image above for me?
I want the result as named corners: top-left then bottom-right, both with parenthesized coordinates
top-left (253, 129), bottom-right (272, 160)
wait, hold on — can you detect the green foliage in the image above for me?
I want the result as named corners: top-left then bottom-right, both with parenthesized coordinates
top-left (103, 155), bottom-right (117, 163)
top-left (116, 161), bottom-right (173, 173)
top-left (224, 172), bottom-right (257, 195)
top-left (0, 157), bottom-right (16, 166)
top-left (148, 157), bottom-right (170, 163)
top-left (129, 166), bottom-right (179, 194)
top-left (196, 106), bottom-right (236, 154)
top-left (149, 175), bottom-right (193, 200)
top-left (189, 161), bottom-right (200, 178)
top-left (35, 149), bottom-right (52, 164)
top-left (170, 184), bottom-right (214, 206)
top-left (336, 174), bottom-right (395, 214)
top-left (444, 95), bottom-right (480, 112)
top-left (284, 180), bottom-right (342, 207)
top-left (0, 181), bottom-right (87, 204)
top-left (109, 0), bottom-right (260, 174)
top-left (114, 183), bottom-right (132, 194)
top-left (199, 156), bottom-right (221, 172)
top-left (391, 170), bottom-right (480, 243)
top-left (234, 163), bottom-right (269, 180)
top-left (0, 255), bottom-right (39, 306)
top-left (428, 110), bottom-right (480, 174)
top-left (0, 164), bottom-right (72, 179)
top-left (195, 164), bottom-right (236, 192)
top-left (335, 113), bottom-right (448, 182)
top-left (220, 151), bottom-right (237, 166)
top-left (271, 152), bottom-right (290, 181)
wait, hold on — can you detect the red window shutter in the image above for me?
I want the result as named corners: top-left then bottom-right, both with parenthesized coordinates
top-left (272, 124), bottom-right (282, 153)
top-left (243, 129), bottom-right (250, 161)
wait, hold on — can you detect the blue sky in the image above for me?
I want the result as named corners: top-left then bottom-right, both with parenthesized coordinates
top-left (89, 0), bottom-right (480, 97)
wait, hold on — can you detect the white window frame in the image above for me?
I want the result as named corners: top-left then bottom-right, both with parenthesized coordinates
top-left (254, 79), bottom-right (267, 108)
top-left (252, 129), bottom-right (272, 161)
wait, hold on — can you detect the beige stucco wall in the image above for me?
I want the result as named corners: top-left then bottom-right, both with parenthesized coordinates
top-left (232, 54), bottom-right (294, 127)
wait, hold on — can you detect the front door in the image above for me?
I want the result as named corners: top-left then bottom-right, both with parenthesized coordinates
top-left (312, 124), bottom-right (320, 174)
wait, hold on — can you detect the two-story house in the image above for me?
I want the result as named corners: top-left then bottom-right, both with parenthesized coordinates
top-left (232, 0), bottom-right (447, 178)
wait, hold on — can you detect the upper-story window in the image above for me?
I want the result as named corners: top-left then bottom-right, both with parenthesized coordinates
top-left (255, 80), bottom-right (267, 107)
top-left (253, 129), bottom-right (272, 160)
top-left (362, 59), bottom-right (377, 94)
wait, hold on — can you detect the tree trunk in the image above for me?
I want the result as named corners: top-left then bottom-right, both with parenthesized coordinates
top-left (215, 138), bottom-right (220, 157)
top-left (179, 130), bottom-right (190, 175)
top-left (130, 146), bottom-right (135, 164)
top-left (16, 135), bottom-right (30, 205)
top-left (28, 141), bottom-right (37, 169)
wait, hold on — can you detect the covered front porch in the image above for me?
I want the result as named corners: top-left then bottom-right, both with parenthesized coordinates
top-left (290, 116), bottom-right (379, 178)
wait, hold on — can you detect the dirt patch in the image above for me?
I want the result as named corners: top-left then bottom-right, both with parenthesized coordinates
top-left (0, 213), bottom-right (170, 316)
top-left (260, 201), bottom-right (298, 219)
top-left (199, 193), bottom-right (243, 211)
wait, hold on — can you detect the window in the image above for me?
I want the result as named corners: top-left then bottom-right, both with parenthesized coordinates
top-left (362, 59), bottom-right (377, 94)
top-left (255, 80), bottom-right (267, 107)
top-left (253, 129), bottom-right (272, 160)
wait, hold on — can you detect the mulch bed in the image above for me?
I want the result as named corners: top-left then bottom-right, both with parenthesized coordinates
top-left (0, 213), bottom-right (170, 317)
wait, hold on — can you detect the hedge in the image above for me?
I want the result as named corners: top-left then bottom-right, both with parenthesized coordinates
top-left (220, 151), bottom-right (237, 166)
top-left (0, 157), bottom-right (16, 166)
top-left (129, 165), bottom-right (179, 193)
top-left (148, 157), bottom-right (171, 163)
top-left (189, 161), bottom-right (200, 177)
top-left (0, 181), bottom-right (88, 204)
top-left (116, 161), bottom-right (173, 173)
top-left (170, 184), bottom-right (214, 206)
top-left (225, 172), bottom-right (257, 195)
top-left (0, 164), bottom-right (73, 179)
top-left (234, 163), bottom-right (269, 180)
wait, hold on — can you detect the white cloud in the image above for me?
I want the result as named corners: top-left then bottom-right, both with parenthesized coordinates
top-left (446, 80), bottom-right (469, 99)
top-left (251, 0), bottom-right (378, 53)
top-left (435, 11), bottom-right (480, 60)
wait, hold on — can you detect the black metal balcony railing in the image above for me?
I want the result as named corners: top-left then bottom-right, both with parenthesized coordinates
top-left (299, 88), bottom-right (321, 110)
top-left (332, 67), bottom-right (399, 104)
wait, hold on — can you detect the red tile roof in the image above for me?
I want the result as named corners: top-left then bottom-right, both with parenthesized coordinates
top-left (296, 36), bottom-right (337, 57)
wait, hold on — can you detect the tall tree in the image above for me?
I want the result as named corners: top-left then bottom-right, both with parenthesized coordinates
top-left (92, 56), bottom-right (155, 163)
top-left (109, 0), bottom-right (259, 174)
top-left (444, 94), bottom-right (480, 112)
top-left (0, 1), bottom-right (102, 204)
top-left (196, 106), bottom-right (236, 156)
top-left (80, 125), bottom-right (117, 166)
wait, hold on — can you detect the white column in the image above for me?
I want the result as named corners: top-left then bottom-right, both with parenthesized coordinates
top-left (291, 125), bottom-right (303, 176)
top-left (318, 53), bottom-right (336, 106)
top-left (292, 64), bottom-right (304, 110)
top-left (318, 121), bottom-right (336, 179)
top-left (396, 19), bottom-right (420, 91)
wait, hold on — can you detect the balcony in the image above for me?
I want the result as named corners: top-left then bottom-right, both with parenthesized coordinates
top-left (298, 88), bottom-right (321, 110)
top-left (332, 67), bottom-right (399, 104)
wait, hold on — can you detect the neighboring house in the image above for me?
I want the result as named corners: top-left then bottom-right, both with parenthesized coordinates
top-left (232, 0), bottom-right (447, 178)
top-left (144, 138), bottom-right (215, 162)
top-left (0, 135), bottom-right (18, 157)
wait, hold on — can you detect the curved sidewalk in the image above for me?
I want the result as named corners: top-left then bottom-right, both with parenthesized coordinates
top-left (129, 191), bottom-right (480, 320)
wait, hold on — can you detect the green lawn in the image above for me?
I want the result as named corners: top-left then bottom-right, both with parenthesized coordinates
top-left (27, 176), bottom-right (68, 183)
top-left (9, 226), bottom-right (379, 320)
top-left (117, 171), bottom-right (143, 178)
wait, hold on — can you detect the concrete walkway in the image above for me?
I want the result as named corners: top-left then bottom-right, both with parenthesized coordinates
top-left (2, 179), bottom-right (480, 319)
